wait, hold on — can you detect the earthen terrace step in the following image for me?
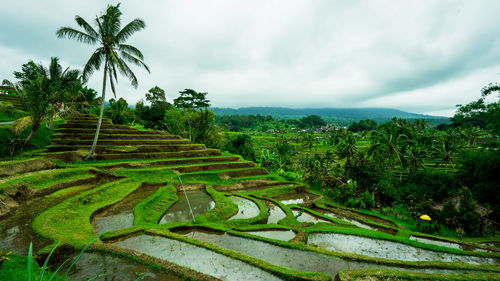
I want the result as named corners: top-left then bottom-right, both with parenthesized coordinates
top-left (51, 139), bottom-right (191, 146)
top-left (218, 168), bottom-right (269, 178)
top-left (93, 149), bottom-right (222, 160)
top-left (55, 128), bottom-right (170, 135)
top-left (100, 156), bottom-right (241, 169)
top-left (173, 162), bottom-right (255, 173)
top-left (52, 133), bottom-right (181, 140)
top-left (46, 144), bottom-right (206, 153)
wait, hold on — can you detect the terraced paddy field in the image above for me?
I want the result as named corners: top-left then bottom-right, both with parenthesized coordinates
top-left (0, 115), bottom-right (499, 280)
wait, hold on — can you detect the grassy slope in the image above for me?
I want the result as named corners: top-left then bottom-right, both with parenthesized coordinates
top-left (33, 178), bottom-right (141, 247)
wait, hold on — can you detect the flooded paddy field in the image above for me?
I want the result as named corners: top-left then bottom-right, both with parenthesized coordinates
top-left (229, 196), bottom-right (260, 220)
top-left (308, 233), bottom-right (499, 265)
top-left (114, 234), bottom-right (282, 281)
top-left (160, 190), bottom-right (215, 223)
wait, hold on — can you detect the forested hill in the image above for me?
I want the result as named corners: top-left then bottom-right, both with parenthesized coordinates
top-left (210, 107), bottom-right (449, 123)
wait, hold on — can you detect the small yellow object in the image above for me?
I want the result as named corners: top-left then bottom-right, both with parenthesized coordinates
top-left (419, 214), bottom-right (431, 221)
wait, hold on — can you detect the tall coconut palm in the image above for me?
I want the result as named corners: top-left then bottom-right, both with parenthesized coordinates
top-left (57, 4), bottom-right (149, 159)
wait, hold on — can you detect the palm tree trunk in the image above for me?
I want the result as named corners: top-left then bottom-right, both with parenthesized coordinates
top-left (24, 123), bottom-right (39, 146)
top-left (85, 61), bottom-right (108, 160)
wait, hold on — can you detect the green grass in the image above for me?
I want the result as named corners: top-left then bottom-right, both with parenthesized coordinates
top-left (337, 268), bottom-right (500, 281)
top-left (33, 178), bottom-right (141, 247)
top-left (195, 187), bottom-right (238, 224)
top-left (0, 167), bottom-right (94, 191)
top-left (0, 108), bottom-right (26, 122)
top-left (0, 255), bottom-right (67, 281)
top-left (134, 184), bottom-right (178, 225)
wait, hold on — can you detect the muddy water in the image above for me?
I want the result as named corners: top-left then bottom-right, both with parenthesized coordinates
top-left (62, 252), bottom-right (182, 281)
top-left (308, 233), bottom-right (498, 265)
top-left (292, 210), bottom-right (331, 224)
top-left (92, 187), bottom-right (158, 234)
top-left (114, 234), bottom-right (282, 281)
top-left (180, 230), bottom-right (469, 278)
top-left (265, 201), bottom-right (286, 224)
top-left (160, 190), bottom-right (215, 223)
top-left (245, 230), bottom-right (296, 241)
top-left (275, 192), bottom-right (319, 205)
top-left (229, 196), bottom-right (260, 220)
top-left (0, 225), bottom-right (51, 255)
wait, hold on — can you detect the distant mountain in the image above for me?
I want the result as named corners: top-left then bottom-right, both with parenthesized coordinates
top-left (210, 107), bottom-right (449, 124)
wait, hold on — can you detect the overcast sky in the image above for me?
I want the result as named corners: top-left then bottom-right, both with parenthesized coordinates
top-left (1, 1), bottom-right (500, 116)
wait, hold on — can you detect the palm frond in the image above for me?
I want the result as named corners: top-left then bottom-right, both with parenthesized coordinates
top-left (56, 27), bottom-right (97, 45)
top-left (121, 51), bottom-right (150, 73)
top-left (108, 71), bottom-right (116, 97)
top-left (117, 57), bottom-right (138, 88)
top-left (75, 15), bottom-right (99, 38)
top-left (118, 44), bottom-right (144, 60)
top-left (82, 49), bottom-right (104, 82)
top-left (116, 18), bottom-right (146, 43)
top-left (12, 116), bottom-right (33, 135)
top-left (49, 57), bottom-right (62, 80)
top-left (103, 4), bottom-right (122, 37)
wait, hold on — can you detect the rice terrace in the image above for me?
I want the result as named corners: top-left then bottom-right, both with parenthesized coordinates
top-left (0, 1), bottom-right (499, 281)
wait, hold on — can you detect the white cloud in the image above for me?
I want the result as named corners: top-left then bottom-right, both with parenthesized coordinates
top-left (1, 0), bottom-right (500, 115)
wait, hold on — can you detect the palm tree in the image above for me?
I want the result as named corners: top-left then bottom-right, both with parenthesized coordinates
top-left (368, 130), bottom-right (408, 169)
top-left (336, 131), bottom-right (359, 167)
top-left (2, 58), bottom-right (80, 145)
top-left (57, 3), bottom-right (149, 159)
top-left (431, 132), bottom-right (462, 171)
top-left (301, 132), bottom-right (318, 152)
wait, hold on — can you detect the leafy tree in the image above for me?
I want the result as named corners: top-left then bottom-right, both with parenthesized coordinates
top-left (104, 97), bottom-right (133, 124)
top-left (135, 86), bottom-right (173, 129)
top-left (224, 134), bottom-right (256, 161)
top-left (458, 149), bottom-right (500, 220)
top-left (348, 119), bottom-right (376, 132)
top-left (2, 57), bottom-right (80, 145)
top-left (163, 108), bottom-right (221, 147)
top-left (173, 89), bottom-right (210, 110)
top-left (146, 86), bottom-right (167, 105)
top-left (458, 188), bottom-right (482, 235)
top-left (298, 115), bottom-right (326, 129)
top-left (57, 3), bottom-right (149, 159)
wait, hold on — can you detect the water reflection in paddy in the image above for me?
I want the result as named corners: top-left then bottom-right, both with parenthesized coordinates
top-left (229, 196), bottom-right (260, 220)
top-left (180, 230), bottom-right (465, 278)
top-left (275, 192), bottom-right (319, 205)
top-left (265, 201), bottom-right (286, 224)
top-left (245, 230), bottom-right (296, 241)
top-left (92, 187), bottom-right (157, 234)
top-left (160, 190), bottom-right (215, 223)
top-left (308, 233), bottom-right (498, 265)
top-left (63, 252), bottom-right (182, 281)
top-left (319, 211), bottom-right (379, 231)
top-left (114, 234), bottom-right (282, 281)
top-left (292, 210), bottom-right (331, 224)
